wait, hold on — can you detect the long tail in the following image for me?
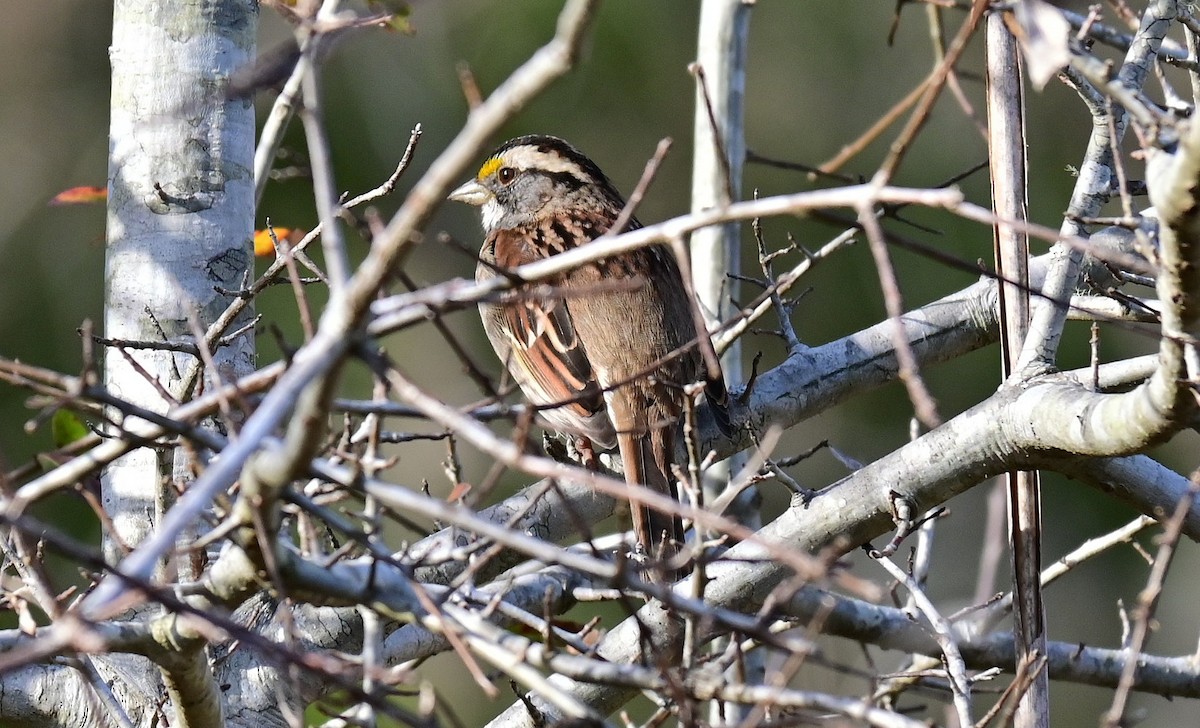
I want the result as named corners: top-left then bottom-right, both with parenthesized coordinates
top-left (617, 424), bottom-right (686, 582)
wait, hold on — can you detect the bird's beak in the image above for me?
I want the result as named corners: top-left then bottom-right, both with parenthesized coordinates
top-left (448, 180), bottom-right (492, 206)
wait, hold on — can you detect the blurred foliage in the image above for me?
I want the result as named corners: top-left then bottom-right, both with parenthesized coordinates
top-left (0, 2), bottom-right (1196, 725)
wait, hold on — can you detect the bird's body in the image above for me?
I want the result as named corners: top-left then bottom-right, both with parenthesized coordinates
top-left (451, 135), bottom-right (726, 579)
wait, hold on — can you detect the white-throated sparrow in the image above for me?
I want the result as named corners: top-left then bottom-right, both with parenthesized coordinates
top-left (449, 135), bottom-right (728, 579)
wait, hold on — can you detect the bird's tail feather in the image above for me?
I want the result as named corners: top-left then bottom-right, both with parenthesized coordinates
top-left (617, 426), bottom-right (686, 582)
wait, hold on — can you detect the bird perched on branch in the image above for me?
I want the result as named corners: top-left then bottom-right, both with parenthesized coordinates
top-left (450, 135), bottom-right (728, 580)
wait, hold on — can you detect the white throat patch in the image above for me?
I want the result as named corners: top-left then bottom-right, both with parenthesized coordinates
top-left (481, 198), bottom-right (504, 231)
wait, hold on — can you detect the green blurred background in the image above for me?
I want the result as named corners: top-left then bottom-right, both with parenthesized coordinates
top-left (1, 1), bottom-right (1197, 725)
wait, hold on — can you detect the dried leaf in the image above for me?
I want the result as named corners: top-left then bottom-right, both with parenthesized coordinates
top-left (446, 481), bottom-right (472, 502)
top-left (1013, 0), bottom-right (1071, 89)
top-left (49, 186), bottom-right (106, 206)
top-left (254, 227), bottom-right (303, 257)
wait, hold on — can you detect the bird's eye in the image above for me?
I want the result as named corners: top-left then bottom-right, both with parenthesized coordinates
top-left (497, 167), bottom-right (516, 185)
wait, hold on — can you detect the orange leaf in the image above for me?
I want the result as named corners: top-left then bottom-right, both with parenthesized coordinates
top-left (446, 481), bottom-right (473, 503)
top-left (49, 186), bottom-right (107, 206)
top-left (254, 227), bottom-right (302, 257)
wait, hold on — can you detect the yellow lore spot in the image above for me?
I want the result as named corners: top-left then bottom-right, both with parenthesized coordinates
top-left (476, 156), bottom-right (504, 181)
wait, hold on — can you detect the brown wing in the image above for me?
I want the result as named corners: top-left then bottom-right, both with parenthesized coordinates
top-left (478, 227), bottom-right (616, 449)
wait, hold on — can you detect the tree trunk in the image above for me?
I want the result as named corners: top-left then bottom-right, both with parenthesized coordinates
top-left (102, 0), bottom-right (257, 723)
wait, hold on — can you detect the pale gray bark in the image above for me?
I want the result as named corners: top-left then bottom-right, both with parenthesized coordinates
top-left (98, 0), bottom-right (257, 725)
top-left (690, 4), bottom-right (755, 722)
top-left (105, 0), bottom-right (257, 561)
